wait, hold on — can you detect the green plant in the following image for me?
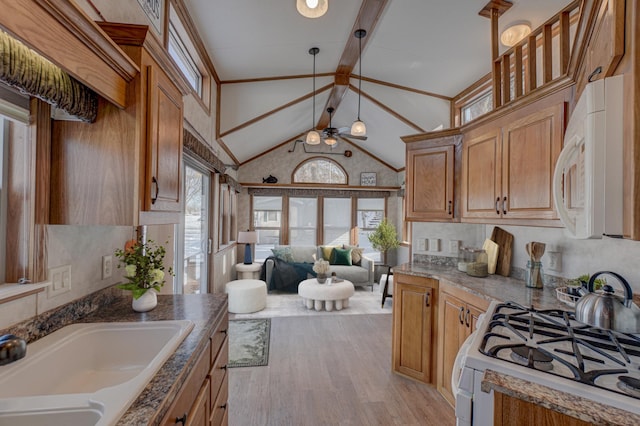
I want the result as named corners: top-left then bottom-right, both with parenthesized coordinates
top-left (115, 238), bottom-right (174, 299)
top-left (576, 274), bottom-right (607, 291)
top-left (368, 218), bottom-right (400, 263)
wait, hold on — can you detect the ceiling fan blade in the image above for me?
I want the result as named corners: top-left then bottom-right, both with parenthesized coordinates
top-left (338, 132), bottom-right (368, 141)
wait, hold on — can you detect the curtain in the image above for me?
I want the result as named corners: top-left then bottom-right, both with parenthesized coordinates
top-left (0, 30), bottom-right (97, 122)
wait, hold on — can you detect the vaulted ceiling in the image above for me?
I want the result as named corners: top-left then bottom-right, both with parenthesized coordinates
top-left (185, 0), bottom-right (573, 170)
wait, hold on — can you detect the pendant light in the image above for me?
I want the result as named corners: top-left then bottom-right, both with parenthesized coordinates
top-left (325, 107), bottom-right (337, 146)
top-left (297, 0), bottom-right (328, 19)
top-left (351, 29), bottom-right (367, 137)
top-left (306, 47), bottom-right (321, 145)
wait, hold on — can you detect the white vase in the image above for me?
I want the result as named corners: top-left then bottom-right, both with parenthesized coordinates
top-left (132, 289), bottom-right (158, 312)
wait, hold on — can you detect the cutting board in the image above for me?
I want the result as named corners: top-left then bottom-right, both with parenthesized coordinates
top-left (482, 239), bottom-right (499, 275)
top-left (491, 227), bottom-right (514, 277)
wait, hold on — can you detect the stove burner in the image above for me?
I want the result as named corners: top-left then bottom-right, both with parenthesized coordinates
top-left (510, 345), bottom-right (554, 371)
top-left (617, 376), bottom-right (640, 398)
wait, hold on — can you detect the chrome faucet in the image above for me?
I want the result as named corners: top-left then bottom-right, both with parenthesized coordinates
top-left (0, 334), bottom-right (27, 365)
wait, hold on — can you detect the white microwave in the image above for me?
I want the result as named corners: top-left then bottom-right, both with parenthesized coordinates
top-left (552, 74), bottom-right (624, 239)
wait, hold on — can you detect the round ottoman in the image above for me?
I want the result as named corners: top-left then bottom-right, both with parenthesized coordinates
top-left (225, 279), bottom-right (267, 314)
top-left (298, 278), bottom-right (355, 311)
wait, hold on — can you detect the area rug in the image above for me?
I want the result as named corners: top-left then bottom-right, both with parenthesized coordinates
top-left (228, 318), bottom-right (271, 368)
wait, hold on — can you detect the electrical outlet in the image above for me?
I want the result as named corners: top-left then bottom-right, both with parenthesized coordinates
top-left (547, 252), bottom-right (562, 271)
top-left (417, 238), bottom-right (426, 251)
top-left (48, 265), bottom-right (71, 298)
top-left (449, 240), bottom-right (460, 254)
top-left (102, 255), bottom-right (113, 279)
top-left (428, 238), bottom-right (440, 252)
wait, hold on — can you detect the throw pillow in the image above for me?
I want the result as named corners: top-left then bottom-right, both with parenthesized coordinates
top-left (343, 245), bottom-right (364, 266)
top-left (320, 245), bottom-right (337, 261)
top-left (330, 247), bottom-right (352, 266)
top-left (271, 247), bottom-right (294, 262)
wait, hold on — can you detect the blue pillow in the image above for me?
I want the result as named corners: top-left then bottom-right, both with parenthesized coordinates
top-left (271, 247), bottom-right (293, 262)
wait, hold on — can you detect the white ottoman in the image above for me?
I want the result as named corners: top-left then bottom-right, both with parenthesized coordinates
top-left (225, 279), bottom-right (267, 314)
top-left (298, 278), bottom-right (355, 312)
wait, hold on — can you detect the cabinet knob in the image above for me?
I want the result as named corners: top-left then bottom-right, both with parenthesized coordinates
top-left (221, 364), bottom-right (228, 371)
top-left (425, 293), bottom-right (430, 307)
top-left (458, 306), bottom-right (464, 324)
top-left (495, 197), bottom-right (500, 215)
top-left (175, 413), bottom-right (187, 425)
top-left (151, 176), bottom-right (159, 205)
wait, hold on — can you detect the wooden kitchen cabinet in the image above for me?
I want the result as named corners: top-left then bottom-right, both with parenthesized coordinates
top-left (392, 273), bottom-right (439, 384)
top-left (494, 392), bottom-right (592, 426)
top-left (461, 102), bottom-right (565, 223)
top-left (50, 23), bottom-right (187, 226)
top-left (437, 283), bottom-right (489, 406)
top-left (162, 311), bottom-right (228, 426)
top-left (403, 130), bottom-right (461, 222)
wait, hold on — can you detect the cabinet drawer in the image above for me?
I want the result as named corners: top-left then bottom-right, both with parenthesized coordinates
top-left (210, 372), bottom-right (229, 426)
top-left (186, 379), bottom-right (210, 426)
top-left (210, 312), bottom-right (229, 366)
top-left (210, 338), bottom-right (228, 404)
top-left (162, 340), bottom-right (211, 425)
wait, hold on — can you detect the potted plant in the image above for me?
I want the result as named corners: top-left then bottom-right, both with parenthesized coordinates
top-left (368, 218), bottom-right (400, 266)
top-left (115, 237), bottom-right (174, 312)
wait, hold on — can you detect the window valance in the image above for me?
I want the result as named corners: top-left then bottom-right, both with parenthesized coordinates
top-left (220, 174), bottom-right (242, 193)
top-left (0, 30), bottom-right (97, 122)
top-left (249, 187), bottom-right (390, 198)
top-left (183, 127), bottom-right (226, 174)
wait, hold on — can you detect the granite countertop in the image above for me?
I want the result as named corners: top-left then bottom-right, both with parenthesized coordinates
top-left (393, 262), bottom-right (567, 310)
top-left (79, 293), bottom-right (228, 425)
top-left (482, 369), bottom-right (640, 426)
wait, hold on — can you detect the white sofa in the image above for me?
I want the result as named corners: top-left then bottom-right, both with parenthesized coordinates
top-left (264, 245), bottom-right (374, 291)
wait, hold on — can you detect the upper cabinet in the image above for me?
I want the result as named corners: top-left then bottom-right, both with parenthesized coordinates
top-left (403, 130), bottom-right (461, 222)
top-left (50, 23), bottom-right (188, 226)
top-left (461, 99), bottom-right (566, 224)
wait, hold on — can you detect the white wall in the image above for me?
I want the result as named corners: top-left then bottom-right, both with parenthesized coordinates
top-left (411, 222), bottom-right (640, 293)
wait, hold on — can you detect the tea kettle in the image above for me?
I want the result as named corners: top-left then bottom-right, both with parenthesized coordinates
top-left (574, 271), bottom-right (640, 333)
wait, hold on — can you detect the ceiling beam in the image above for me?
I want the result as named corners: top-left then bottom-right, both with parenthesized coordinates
top-left (348, 84), bottom-right (425, 133)
top-left (317, 0), bottom-right (390, 129)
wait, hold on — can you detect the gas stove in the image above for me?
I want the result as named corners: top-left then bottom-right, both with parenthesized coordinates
top-left (458, 300), bottom-right (640, 424)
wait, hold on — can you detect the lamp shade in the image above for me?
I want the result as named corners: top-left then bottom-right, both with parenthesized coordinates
top-left (237, 231), bottom-right (258, 244)
top-left (306, 130), bottom-right (321, 145)
top-left (500, 22), bottom-right (531, 47)
top-left (296, 0), bottom-right (328, 18)
top-left (325, 136), bottom-right (337, 146)
top-left (350, 119), bottom-right (366, 136)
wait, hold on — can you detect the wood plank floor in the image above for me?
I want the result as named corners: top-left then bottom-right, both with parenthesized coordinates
top-left (228, 314), bottom-right (455, 425)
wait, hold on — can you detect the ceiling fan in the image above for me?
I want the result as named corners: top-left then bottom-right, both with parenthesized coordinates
top-left (321, 107), bottom-right (368, 142)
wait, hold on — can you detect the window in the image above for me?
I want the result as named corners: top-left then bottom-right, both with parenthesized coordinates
top-left (461, 90), bottom-right (493, 124)
top-left (177, 159), bottom-right (210, 294)
top-left (253, 196), bottom-right (282, 261)
top-left (293, 158), bottom-right (347, 184)
top-left (289, 197), bottom-right (317, 245)
top-left (323, 198), bottom-right (351, 246)
top-left (356, 198), bottom-right (385, 262)
top-left (168, 22), bottom-right (202, 96)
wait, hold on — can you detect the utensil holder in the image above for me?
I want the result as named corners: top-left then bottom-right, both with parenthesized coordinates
top-left (525, 260), bottom-right (544, 288)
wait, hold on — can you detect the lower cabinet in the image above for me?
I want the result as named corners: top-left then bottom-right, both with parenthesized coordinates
top-left (162, 312), bottom-right (229, 426)
top-left (494, 392), bottom-right (592, 426)
top-left (392, 273), bottom-right (438, 384)
top-left (437, 283), bottom-right (489, 406)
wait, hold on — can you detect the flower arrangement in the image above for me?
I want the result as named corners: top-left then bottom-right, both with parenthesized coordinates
top-left (312, 258), bottom-right (330, 276)
top-left (115, 238), bottom-right (174, 299)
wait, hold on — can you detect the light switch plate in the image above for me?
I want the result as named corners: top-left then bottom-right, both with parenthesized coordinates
top-left (449, 240), bottom-right (460, 254)
top-left (48, 265), bottom-right (71, 298)
top-left (417, 238), bottom-right (426, 251)
top-left (428, 238), bottom-right (440, 252)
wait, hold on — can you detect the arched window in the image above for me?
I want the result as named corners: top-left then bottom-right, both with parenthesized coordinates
top-left (292, 157), bottom-right (348, 184)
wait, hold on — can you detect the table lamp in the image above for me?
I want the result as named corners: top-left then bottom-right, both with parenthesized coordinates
top-left (237, 231), bottom-right (258, 264)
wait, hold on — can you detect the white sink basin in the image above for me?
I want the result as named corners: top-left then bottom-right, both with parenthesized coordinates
top-left (0, 402), bottom-right (104, 426)
top-left (0, 320), bottom-right (194, 426)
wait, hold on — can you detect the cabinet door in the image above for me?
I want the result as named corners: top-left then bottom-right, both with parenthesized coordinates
top-left (392, 281), bottom-right (433, 383)
top-left (146, 62), bottom-right (183, 213)
top-left (501, 103), bottom-right (563, 219)
top-left (462, 129), bottom-right (501, 218)
top-left (406, 145), bottom-right (454, 221)
top-left (438, 292), bottom-right (466, 406)
top-left (186, 379), bottom-right (210, 426)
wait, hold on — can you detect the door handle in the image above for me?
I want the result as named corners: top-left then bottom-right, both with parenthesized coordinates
top-left (448, 200), bottom-right (452, 215)
top-left (503, 196), bottom-right (507, 215)
top-left (458, 306), bottom-right (464, 324)
top-left (465, 308), bottom-right (470, 327)
top-left (151, 176), bottom-right (159, 205)
top-left (495, 197), bottom-right (500, 215)
top-left (425, 293), bottom-right (430, 307)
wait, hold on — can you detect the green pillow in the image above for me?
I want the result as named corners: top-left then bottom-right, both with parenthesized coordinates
top-left (271, 247), bottom-right (293, 262)
top-left (330, 247), bottom-right (352, 266)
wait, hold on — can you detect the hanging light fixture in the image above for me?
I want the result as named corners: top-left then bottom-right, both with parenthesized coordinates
top-left (296, 0), bottom-right (328, 19)
top-left (351, 29), bottom-right (367, 137)
top-left (306, 47), bottom-right (321, 145)
top-left (325, 107), bottom-right (337, 146)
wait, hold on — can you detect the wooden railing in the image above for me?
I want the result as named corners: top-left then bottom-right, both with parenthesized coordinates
top-left (491, 0), bottom-right (582, 108)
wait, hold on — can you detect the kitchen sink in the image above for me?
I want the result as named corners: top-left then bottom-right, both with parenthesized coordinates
top-left (0, 402), bottom-right (104, 426)
top-left (0, 320), bottom-right (194, 425)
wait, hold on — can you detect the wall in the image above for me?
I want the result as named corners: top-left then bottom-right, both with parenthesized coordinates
top-left (411, 222), bottom-right (640, 294)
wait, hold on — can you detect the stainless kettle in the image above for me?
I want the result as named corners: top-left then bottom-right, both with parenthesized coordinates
top-left (574, 271), bottom-right (640, 334)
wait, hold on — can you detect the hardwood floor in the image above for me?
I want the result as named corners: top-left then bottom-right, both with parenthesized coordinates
top-left (229, 314), bottom-right (455, 425)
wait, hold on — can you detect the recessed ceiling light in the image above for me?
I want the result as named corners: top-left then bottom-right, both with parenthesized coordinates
top-left (500, 22), bottom-right (531, 47)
